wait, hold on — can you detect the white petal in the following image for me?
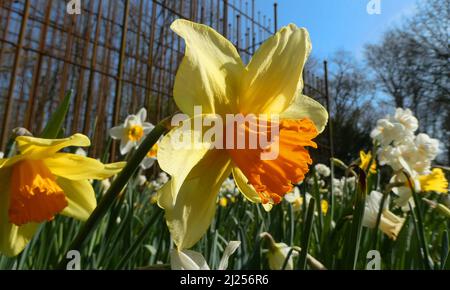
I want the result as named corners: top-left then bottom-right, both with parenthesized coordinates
top-left (218, 241), bottom-right (241, 270)
top-left (170, 249), bottom-right (210, 270)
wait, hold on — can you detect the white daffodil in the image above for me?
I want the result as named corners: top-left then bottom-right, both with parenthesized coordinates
top-left (362, 191), bottom-right (405, 240)
top-left (140, 140), bottom-right (160, 170)
top-left (331, 176), bottom-right (355, 197)
top-left (393, 108), bottom-right (418, 133)
top-left (148, 172), bottom-right (170, 193)
top-left (75, 148), bottom-right (87, 157)
top-left (137, 173), bottom-right (147, 186)
top-left (315, 163), bottom-right (330, 177)
top-left (370, 118), bottom-right (410, 147)
top-left (219, 178), bottom-right (238, 195)
top-left (170, 241), bottom-right (241, 270)
top-left (109, 108), bottom-right (154, 155)
top-left (414, 133), bottom-right (440, 163)
top-left (284, 187), bottom-right (312, 212)
top-left (0, 152), bottom-right (3, 159)
top-left (267, 242), bottom-right (298, 270)
top-left (101, 178), bottom-right (111, 193)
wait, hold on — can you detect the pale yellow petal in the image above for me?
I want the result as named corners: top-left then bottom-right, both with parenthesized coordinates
top-left (232, 167), bottom-right (262, 203)
top-left (158, 149), bottom-right (231, 249)
top-left (239, 24), bottom-right (311, 115)
top-left (171, 19), bottom-right (245, 116)
top-left (0, 167), bottom-right (39, 257)
top-left (16, 134), bottom-right (90, 158)
top-left (44, 153), bottom-right (125, 180)
top-left (57, 178), bottom-right (96, 221)
top-left (280, 94), bottom-right (328, 133)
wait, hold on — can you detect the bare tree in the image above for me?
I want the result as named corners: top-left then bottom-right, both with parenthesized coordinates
top-left (365, 0), bottom-right (450, 163)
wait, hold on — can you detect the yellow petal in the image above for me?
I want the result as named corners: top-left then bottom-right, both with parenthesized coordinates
top-left (16, 134), bottom-right (90, 158)
top-left (158, 149), bottom-right (231, 249)
top-left (419, 168), bottom-right (448, 194)
top-left (0, 167), bottom-right (39, 257)
top-left (239, 24), bottom-right (311, 115)
top-left (280, 94), bottom-right (328, 133)
top-left (57, 178), bottom-right (96, 221)
top-left (171, 19), bottom-right (244, 116)
top-left (232, 167), bottom-right (262, 203)
top-left (44, 153), bottom-right (125, 180)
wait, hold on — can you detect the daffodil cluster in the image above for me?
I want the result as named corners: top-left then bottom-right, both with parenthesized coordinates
top-left (371, 108), bottom-right (448, 209)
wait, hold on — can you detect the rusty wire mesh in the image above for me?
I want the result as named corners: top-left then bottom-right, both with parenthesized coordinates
top-left (0, 0), bottom-right (330, 160)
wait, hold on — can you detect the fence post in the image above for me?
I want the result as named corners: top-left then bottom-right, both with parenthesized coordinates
top-left (111, 0), bottom-right (130, 160)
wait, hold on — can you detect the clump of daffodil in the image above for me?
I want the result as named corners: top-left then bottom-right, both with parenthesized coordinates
top-left (157, 19), bottom-right (328, 250)
top-left (392, 168), bottom-right (448, 210)
top-left (359, 150), bottom-right (376, 174)
top-left (0, 134), bottom-right (125, 256)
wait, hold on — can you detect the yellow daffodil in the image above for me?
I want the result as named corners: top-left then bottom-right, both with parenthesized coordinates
top-left (157, 19), bottom-right (328, 250)
top-left (418, 168), bottom-right (448, 194)
top-left (0, 134), bottom-right (125, 256)
top-left (360, 150), bottom-right (376, 174)
top-left (219, 197), bottom-right (228, 207)
top-left (321, 199), bottom-right (329, 215)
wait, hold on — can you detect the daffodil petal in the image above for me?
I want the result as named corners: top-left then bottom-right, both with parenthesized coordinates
top-left (57, 178), bottom-right (96, 221)
top-left (218, 241), bottom-right (241, 270)
top-left (44, 153), bottom-right (125, 180)
top-left (280, 94), bottom-right (328, 133)
top-left (171, 19), bottom-right (244, 116)
top-left (16, 134), bottom-right (90, 157)
top-left (158, 149), bottom-right (231, 249)
top-left (170, 249), bottom-right (210, 270)
top-left (137, 108), bottom-right (147, 123)
top-left (239, 24), bottom-right (311, 115)
top-left (120, 139), bottom-right (135, 155)
top-left (232, 167), bottom-right (262, 203)
top-left (0, 168), bottom-right (39, 257)
top-left (109, 126), bottom-right (124, 140)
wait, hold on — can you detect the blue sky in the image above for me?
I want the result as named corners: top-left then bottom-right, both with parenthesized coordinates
top-left (256, 0), bottom-right (418, 60)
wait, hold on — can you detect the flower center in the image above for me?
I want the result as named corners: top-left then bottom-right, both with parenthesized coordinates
top-left (227, 118), bottom-right (318, 204)
top-left (9, 159), bottom-right (68, 226)
top-left (147, 143), bottom-right (159, 158)
top-left (128, 125), bottom-right (144, 141)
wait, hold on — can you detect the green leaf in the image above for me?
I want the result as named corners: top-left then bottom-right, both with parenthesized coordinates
top-left (40, 90), bottom-right (73, 139)
top-left (441, 230), bottom-right (449, 270)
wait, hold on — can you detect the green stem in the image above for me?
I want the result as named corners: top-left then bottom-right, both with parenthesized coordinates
top-left (298, 198), bottom-right (315, 270)
top-left (405, 171), bottom-right (432, 270)
top-left (55, 120), bottom-right (169, 269)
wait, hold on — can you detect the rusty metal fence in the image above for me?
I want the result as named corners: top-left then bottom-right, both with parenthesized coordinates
top-left (0, 0), bottom-right (331, 160)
